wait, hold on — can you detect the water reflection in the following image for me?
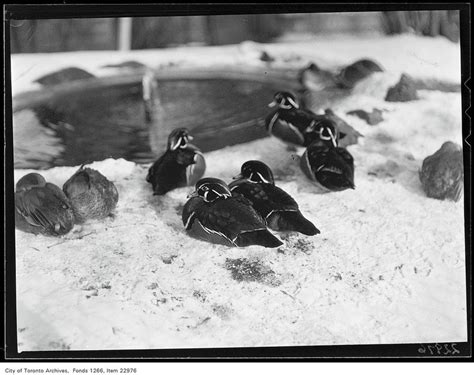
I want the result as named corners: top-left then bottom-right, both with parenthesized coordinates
top-left (13, 79), bottom-right (275, 169)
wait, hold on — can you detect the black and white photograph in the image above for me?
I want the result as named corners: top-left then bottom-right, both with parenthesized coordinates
top-left (4, 4), bottom-right (470, 359)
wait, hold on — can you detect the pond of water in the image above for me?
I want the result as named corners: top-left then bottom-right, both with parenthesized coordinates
top-left (13, 79), bottom-right (282, 169)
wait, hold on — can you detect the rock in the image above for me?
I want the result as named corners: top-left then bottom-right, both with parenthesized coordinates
top-left (324, 108), bottom-right (363, 147)
top-left (385, 74), bottom-right (419, 102)
top-left (35, 67), bottom-right (95, 86)
top-left (259, 51), bottom-right (275, 63)
top-left (419, 141), bottom-right (463, 202)
top-left (346, 109), bottom-right (384, 125)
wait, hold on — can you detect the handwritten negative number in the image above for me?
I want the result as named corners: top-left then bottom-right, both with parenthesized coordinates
top-left (418, 343), bottom-right (460, 355)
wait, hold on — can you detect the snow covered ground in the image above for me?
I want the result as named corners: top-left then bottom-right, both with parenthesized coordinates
top-left (11, 34), bottom-right (466, 351)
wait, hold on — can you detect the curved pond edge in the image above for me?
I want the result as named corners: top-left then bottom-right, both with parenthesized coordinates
top-left (12, 65), bottom-right (304, 112)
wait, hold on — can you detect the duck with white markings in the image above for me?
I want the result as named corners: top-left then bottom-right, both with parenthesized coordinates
top-left (146, 128), bottom-right (206, 195)
top-left (229, 160), bottom-right (320, 236)
top-left (182, 178), bottom-right (283, 248)
top-left (265, 91), bottom-right (340, 148)
top-left (300, 133), bottom-right (355, 192)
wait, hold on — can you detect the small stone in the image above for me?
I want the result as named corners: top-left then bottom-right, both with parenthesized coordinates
top-left (160, 254), bottom-right (177, 264)
top-left (259, 51), bottom-right (275, 63)
top-left (419, 141), bottom-right (463, 202)
top-left (385, 74), bottom-right (418, 102)
top-left (346, 109), bottom-right (384, 125)
top-left (146, 282), bottom-right (158, 290)
top-left (101, 60), bottom-right (147, 70)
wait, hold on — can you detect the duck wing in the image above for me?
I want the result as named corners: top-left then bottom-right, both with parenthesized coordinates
top-left (181, 146), bottom-right (206, 186)
top-left (147, 151), bottom-right (187, 194)
top-left (15, 185), bottom-right (73, 234)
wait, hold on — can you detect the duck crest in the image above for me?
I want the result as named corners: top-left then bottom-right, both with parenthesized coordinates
top-left (266, 92), bottom-right (345, 148)
top-left (147, 128), bottom-right (206, 195)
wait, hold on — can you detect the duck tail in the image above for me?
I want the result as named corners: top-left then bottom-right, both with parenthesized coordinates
top-left (235, 229), bottom-right (283, 248)
top-left (275, 211), bottom-right (320, 236)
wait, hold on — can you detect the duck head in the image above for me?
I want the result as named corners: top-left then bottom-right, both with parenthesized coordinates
top-left (167, 128), bottom-right (194, 151)
top-left (188, 178), bottom-right (232, 203)
top-left (16, 173), bottom-right (46, 192)
top-left (306, 119), bottom-right (339, 148)
top-left (233, 160), bottom-right (275, 185)
top-left (268, 91), bottom-right (299, 110)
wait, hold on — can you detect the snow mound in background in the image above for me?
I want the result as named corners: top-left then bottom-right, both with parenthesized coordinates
top-left (11, 34), bottom-right (461, 96)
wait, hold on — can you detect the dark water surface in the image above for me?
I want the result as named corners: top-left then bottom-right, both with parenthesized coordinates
top-left (13, 79), bottom-right (282, 169)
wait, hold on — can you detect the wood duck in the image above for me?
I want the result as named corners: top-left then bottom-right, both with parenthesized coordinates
top-left (146, 128), bottom-right (206, 195)
top-left (63, 165), bottom-right (119, 223)
top-left (265, 91), bottom-right (340, 147)
top-left (15, 173), bottom-right (75, 236)
top-left (229, 161), bottom-right (320, 236)
top-left (182, 178), bottom-right (283, 248)
top-left (301, 138), bottom-right (355, 192)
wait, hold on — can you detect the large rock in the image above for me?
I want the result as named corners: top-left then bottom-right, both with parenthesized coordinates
top-left (419, 141), bottom-right (464, 202)
top-left (385, 73), bottom-right (419, 102)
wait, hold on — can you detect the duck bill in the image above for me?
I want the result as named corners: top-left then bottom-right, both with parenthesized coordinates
top-left (267, 101), bottom-right (277, 108)
top-left (232, 173), bottom-right (244, 180)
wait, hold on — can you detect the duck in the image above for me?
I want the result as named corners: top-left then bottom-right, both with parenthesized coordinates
top-left (15, 173), bottom-right (75, 236)
top-left (297, 62), bottom-right (338, 92)
top-left (146, 128), bottom-right (206, 195)
top-left (334, 58), bottom-right (384, 89)
top-left (299, 59), bottom-right (383, 91)
top-left (63, 165), bottom-right (119, 222)
top-left (182, 178), bottom-right (283, 248)
top-left (265, 91), bottom-right (340, 147)
top-left (229, 161), bottom-right (320, 236)
top-left (301, 137), bottom-right (355, 192)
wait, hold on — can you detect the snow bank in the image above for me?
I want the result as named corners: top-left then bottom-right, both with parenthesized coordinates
top-left (11, 34), bottom-right (461, 96)
top-left (15, 92), bottom-right (465, 350)
top-left (12, 34), bottom-right (466, 351)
